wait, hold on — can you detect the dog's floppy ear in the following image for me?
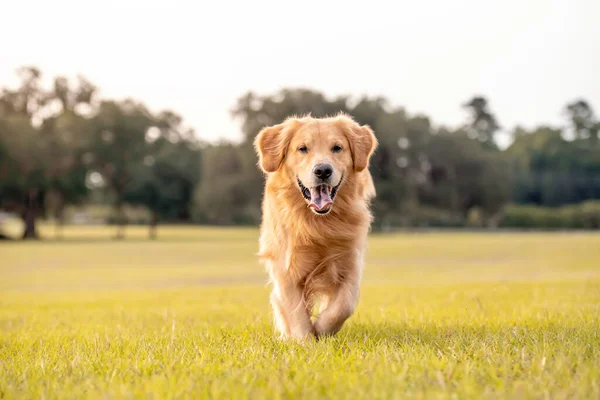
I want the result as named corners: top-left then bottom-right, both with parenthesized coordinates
top-left (254, 118), bottom-right (302, 173)
top-left (337, 116), bottom-right (378, 172)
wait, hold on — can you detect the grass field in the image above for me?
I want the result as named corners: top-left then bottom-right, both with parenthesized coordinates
top-left (1, 226), bottom-right (599, 399)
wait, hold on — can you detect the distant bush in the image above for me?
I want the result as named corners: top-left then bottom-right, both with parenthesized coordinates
top-left (374, 207), bottom-right (465, 231)
top-left (373, 202), bottom-right (600, 231)
top-left (64, 204), bottom-right (152, 225)
top-left (45, 202), bottom-right (600, 231)
top-left (412, 207), bottom-right (465, 228)
top-left (500, 201), bottom-right (600, 229)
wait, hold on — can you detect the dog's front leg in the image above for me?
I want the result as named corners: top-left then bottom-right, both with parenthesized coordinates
top-left (314, 251), bottom-right (363, 337)
top-left (268, 254), bottom-right (314, 340)
top-left (313, 282), bottom-right (359, 337)
top-left (270, 280), bottom-right (315, 340)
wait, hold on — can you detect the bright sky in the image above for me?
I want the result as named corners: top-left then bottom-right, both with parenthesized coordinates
top-left (1, 0), bottom-right (599, 145)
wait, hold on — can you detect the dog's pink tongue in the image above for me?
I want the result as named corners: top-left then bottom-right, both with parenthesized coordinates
top-left (309, 185), bottom-right (332, 211)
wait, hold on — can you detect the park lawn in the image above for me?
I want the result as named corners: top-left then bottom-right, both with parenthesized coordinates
top-left (1, 226), bottom-right (599, 399)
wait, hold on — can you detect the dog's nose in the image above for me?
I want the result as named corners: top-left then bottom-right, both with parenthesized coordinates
top-left (313, 163), bottom-right (333, 180)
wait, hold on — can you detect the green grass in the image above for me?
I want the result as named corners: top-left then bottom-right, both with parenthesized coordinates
top-left (1, 226), bottom-right (599, 399)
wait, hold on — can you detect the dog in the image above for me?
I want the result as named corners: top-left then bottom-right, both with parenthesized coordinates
top-left (253, 113), bottom-right (378, 340)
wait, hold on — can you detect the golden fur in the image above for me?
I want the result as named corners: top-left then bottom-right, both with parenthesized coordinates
top-left (254, 113), bottom-right (378, 340)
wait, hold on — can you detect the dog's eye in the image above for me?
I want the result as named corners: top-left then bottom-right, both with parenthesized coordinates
top-left (332, 144), bottom-right (342, 153)
top-left (298, 145), bottom-right (308, 153)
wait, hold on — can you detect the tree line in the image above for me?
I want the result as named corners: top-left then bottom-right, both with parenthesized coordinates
top-left (1, 67), bottom-right (599, 239)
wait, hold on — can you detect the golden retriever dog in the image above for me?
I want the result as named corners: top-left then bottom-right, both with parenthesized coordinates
top-left (253, 113), bottom-right (378, 340)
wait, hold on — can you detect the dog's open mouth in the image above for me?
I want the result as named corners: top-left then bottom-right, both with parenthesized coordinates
top-left (297, 176), bottom-right (342, 215)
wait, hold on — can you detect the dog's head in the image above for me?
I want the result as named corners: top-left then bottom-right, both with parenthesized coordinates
top-left (254, 114), bottom-right (377, 215)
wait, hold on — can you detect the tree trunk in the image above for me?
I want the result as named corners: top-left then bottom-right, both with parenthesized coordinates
top-left (149, 211), bottom-right (158, 240)
top-left (54, 198), bottom-right (65, 240)
top-left (55, 214), bottom-right (64, 240)
top-left (485, 210), bottom-right (503, 230)
top-left (447, 166), bottom-right (460, 221)
top-left (115, 199), bottom-right (126, 240)
top-left (22, 188), bottom-right (39, 240)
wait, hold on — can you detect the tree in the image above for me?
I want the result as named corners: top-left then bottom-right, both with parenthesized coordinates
top-left (0, 67), bottom-right (51, 238)
top-left (0, 112), bottom-right (47, 238)
top-left (40, 76), bottom-right (97, 238)
top-left (424, 130), bottom-right (512, 226)
top-left (462, 96), bottom-right (501, 150)
top-left (366, 107), bottom-right (432, 226)
top-left (0, 68), bottom-right (97, 239)
top-left (125, 112), bottom-right (202, 238)
top-left (192, 142), bottom-right (258, 225)
top-left (564, 99), bottom-right (599, 144)
top-left (507, 125), bottom-right (600, 206)
top-left (87, 100), bottom-right (155, 239)
top-left (232, 89), bottom-right (351, 142)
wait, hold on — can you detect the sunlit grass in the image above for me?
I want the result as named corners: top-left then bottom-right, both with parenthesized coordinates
top-left (1, 226), bottom-right (599, 398)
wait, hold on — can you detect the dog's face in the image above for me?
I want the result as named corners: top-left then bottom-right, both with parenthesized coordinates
top-left (286, 121), bottom-right (351, 215)
top-left (254, 115), bottom-right (377, 215)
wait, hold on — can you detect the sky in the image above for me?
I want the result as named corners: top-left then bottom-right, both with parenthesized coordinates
top-left (1, 0), bottom-right (599, 146)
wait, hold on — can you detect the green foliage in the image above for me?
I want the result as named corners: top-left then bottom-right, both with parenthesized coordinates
top-left (423, 130), bottom-right (512, 223)
top-left (564, 99), bottom-right (599, 143)
top-left (124, 112), bottom-right (202, 230)
top-left (500, 201), bottom-right (600, 229)
top-left (230, 89), bottom-right (514, 228)
top-left (462, 96), bottom-right (501, 150)
top-left (508, 126), bottom-right (600, 206)
top-left (2, 66), bottom-right (600, 236)
top-left (0, 68), bottom-right (203, 239)
top-left (192, 142), bottom-right (261, 225)
top-left (0, 68), bottom-right (96, 238)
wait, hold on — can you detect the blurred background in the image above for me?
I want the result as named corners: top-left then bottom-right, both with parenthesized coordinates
top-left (1, 0), bottom-right (599, 240)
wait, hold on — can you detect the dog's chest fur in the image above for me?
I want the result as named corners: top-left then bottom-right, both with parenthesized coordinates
top-left (285, 237), bottom-right (357, 293)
